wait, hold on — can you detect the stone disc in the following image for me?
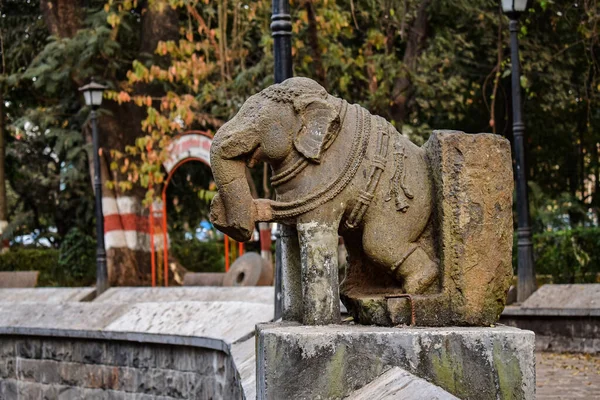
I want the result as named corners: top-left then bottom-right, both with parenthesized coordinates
top-left (223, 252), bottom-right (273, 287)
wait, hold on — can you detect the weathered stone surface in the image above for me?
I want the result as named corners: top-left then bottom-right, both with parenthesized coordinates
top-left (256, 322), bottom-right (535, 400)
top-left (104, 301), bottom-right (272, 343)
top-left (0, 287), bottom-right (96, 303)
top-left (0, 271), bottom-right (39, 288)
top-left (280, 224), bottom-right (303, 322)
top-left (0, 301), bottom-right (272, 344)
top-left (231, 336), bottom-right (256, 400)
top-left (297, 221), bottom-right (340, 325)
top-left (209, 78), bottom-right (513, 326)
top-left (423, 130), bottom-right (514, 326)
top-left (94, 286), bottom-right (273, 305)
top-left (0, 336), bottom-right (243, 399)
top-left (346, 366), bottom-right (459, 400)
top-left (521, 284), bottom-right (600, 309)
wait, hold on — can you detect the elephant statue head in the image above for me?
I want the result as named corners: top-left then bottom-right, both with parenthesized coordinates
top-left (210, 78), bottom-right (342, 242)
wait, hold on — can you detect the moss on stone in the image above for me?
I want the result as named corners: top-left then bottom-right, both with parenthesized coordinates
top-left (429, 341), bottom-right (466, 396)
top-left (493, 341), bottom-right (524, 399)
top-left (323, 345), bottom-right (347, 399)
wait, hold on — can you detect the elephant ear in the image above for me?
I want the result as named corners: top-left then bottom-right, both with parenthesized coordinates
top-left (292, 96), bottom-right (340, 163)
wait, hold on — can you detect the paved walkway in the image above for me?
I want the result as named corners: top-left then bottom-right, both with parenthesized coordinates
top-left (537, 352), bottom-right (600, 399)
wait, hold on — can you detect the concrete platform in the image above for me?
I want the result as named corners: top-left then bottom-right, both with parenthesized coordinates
top-left (500, 284), bottom-right (600, 353)
top-left (94, 286), bottom-right (274, 305)
top-left (256, 322), bottom-right (535, 400)
top-left (0, 287), bottom-right (95, 303)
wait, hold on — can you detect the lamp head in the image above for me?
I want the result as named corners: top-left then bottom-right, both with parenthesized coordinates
top-left (79, 79), bottom-right (107, 108)
top-left (502, 0), bottom-right (528, 16)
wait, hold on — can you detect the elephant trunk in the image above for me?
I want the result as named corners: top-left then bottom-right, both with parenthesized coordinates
top-left (210, 153), bottom-right (256, 243)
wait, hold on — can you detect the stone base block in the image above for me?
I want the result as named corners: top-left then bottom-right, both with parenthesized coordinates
top-left (256, 322), bottom-right (535, 400)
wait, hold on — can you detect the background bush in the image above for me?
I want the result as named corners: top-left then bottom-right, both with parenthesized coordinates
top-left (170, 239), bottom-right (226, 273)
top-left (57, 228), bottom-right (96, 286)
top-left (0, 247), bottom-right (60, 286)
top-left (514, 227), bottom-right (600, 284)
top-left (0, 228), bottom-right (95, 287)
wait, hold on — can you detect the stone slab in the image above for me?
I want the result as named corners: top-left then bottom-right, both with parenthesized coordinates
top-left (502, 305), bottom-right (600, 317)
top-left (257, 323), bottom-right (535, 400)
top-left (0, 301), bottom-right (273, 345)
top-left (0, 271), bottom-right (39, 288)
top-left (521, 284), bottom-right (600, 309)
top-left (104, 301), bottom-right (271, 344)
top-left (94, 286), bottom-right (274, 305)
top-left (231, 336), bottom-right (257, 400)
top-left (346, 366), bottom-right (459, 400)
top-left (0, 288), bottom-right (95, 303)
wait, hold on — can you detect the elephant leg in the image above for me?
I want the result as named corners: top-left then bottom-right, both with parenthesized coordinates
top-left (297, 221), bottom-right (341, 325)
top-left (391, 246), bottom-right (438, 294)
top-left (362, 224), bottom-right (438, 294)
top-left (280, 224), bottom-right (303, 322)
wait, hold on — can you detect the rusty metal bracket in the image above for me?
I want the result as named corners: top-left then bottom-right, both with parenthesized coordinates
top-left (385, 294), bottom-right (416, 326)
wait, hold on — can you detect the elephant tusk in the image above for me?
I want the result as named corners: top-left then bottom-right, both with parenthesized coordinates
top-left (246, 146), bottom-right (263, 169)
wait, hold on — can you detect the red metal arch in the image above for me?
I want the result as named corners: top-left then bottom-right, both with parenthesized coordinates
top-left (149, 131), bottom-right (243, 287)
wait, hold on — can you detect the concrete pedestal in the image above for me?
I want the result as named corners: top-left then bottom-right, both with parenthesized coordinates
top-left (256, 322), bottom-right (535, 400)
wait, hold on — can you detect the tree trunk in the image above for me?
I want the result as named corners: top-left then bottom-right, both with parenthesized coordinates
top-left (98, 1), bottom-right (179, 286)
top-left (40, 0), bottom-right (81, 38)
top-left (390, 0), bottom-right (431, 125)
top-left (41, 0), bottom-right (178, 285)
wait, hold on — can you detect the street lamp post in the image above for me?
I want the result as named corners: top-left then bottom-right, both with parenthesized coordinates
top-left (272, 0), bottom-right (292, 320)
top-left (272, 0), bottom-right (293, 84)
top-left (502, 0), bottom-right (536, 302)
top-left (79, 79), bottom-right (109, 295)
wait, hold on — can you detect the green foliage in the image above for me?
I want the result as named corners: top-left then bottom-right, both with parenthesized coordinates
top-left (170, 238), bottom-right (225, 273)
top-left (0, 247), bottom-right (60, 286)
top-left (0, 228), bottom-right (96, 287)
top-left (1, 0), bottom-right (101, 246)
top-left (533, 227), bottom-right (600, 284)
top-left (57, 228), bottom-right (96, 286)
top-left (527, 181), bottom-right (588, 231)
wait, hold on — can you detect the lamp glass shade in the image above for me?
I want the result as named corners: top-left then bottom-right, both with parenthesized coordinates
top-left (83, 91), bottom-right (93, 106)
top-left (90, 90), bottom-right (104, 106)
top-left (502, 0), bottom-right (527, 13)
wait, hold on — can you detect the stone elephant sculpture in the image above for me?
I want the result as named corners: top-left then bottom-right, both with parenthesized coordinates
top-left (210, 77), bottom-right (439, 325)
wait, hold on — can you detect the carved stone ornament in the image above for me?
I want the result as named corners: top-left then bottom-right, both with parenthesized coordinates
top-left (210, 77), bottom-right (514, 326)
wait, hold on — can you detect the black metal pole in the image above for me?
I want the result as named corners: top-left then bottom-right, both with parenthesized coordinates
top-left (91, 108), bottom-right (109, 295)
top-left (509, 17), bottom-right (536, 302)
top-left (272, 0), bottom-right (292, 319)
top-left (273, 229), bottom-right (283, 320)
top-left (272, 0), bottom-right (292, 84)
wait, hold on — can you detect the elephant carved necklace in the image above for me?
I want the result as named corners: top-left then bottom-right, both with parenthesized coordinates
top-left (268, 102), bottom-right (395, 228)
